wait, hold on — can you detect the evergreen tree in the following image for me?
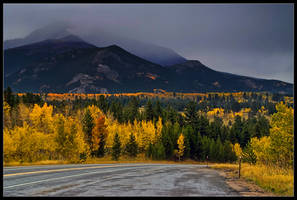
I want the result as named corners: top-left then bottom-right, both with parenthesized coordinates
top-left (256, 115), bottom-right (270, 137)
top-left (152, 142), bottom-right (166, 160)
top-left (82, 109), bottom-right (95, 149)
top-left (184, 125), bottom-right (197, 159)
top-left (184, 101), bottom-right (198, 130)
top-left (98, 95), bottom-right (108, 114)
top-left (197, 115), bottom-right (209, 136)
top-left (209, 138), bottom-right (217, 161)
top-left (123, 97), bottom-right (139, 123)
top-left (240, 124), bottom-right (250, 148)
top-left (125, 133), bottom-right (138, 157)
top-left (153, 100), bottom-right (163, 119)
top-left (112, 132), bottom-right (121, 161)
top-left (216, 137), bottom-right (224, 162)
top-left (161, 126), bottom-right (174, 159)
top-left (230, 115), bottom-right (243, 144)
top-left (220, 125), bottom-right (229, 142)
top-left (242, 143), bottom-right (257, 165)
top-left (145, 100), bottom-right (154, 121)
top-left (223, 141), bottom-right (237, 162)
top-left (4, 87), bottom-right (16, 107)
top-left (196, 132), bottom-right (203, 160)
top-left (201, 136), bottom-right (210, 160)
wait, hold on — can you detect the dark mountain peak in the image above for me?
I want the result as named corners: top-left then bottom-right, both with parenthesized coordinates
top-left (92, 44), bottom-right (163, 68)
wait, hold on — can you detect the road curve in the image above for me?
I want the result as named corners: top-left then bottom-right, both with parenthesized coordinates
top-left (4, 163), bottom-right (239, 196)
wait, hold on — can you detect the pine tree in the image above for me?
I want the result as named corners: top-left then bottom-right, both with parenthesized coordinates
top-left (223, 141), bottom-right (237, 162)
top-left (196, 132), bottom-right (203, 160)
top-left (4, 87), bottom-right (16, 108)
top-left (112, 132), bottom-right (121, 161)
top-left (184, 101), bottom-right (198, 130)
top-left (209, 138), bottom-right (217, 161)
top-left (153, 100), bottom-right (162, 119)
top-left (145, 100), bottom-right (154, 121)
top-left (125, 133), bottom-right (138, 157)
top-left (82, 109), bottom-right (95, 150)
top-left (242, 143), bottom-right (257, 165)
top-left (184, 125), bottom-right (196, 159)
top-left (161, 126), bottom-right (174, 159)
top-left (152, 142), bottom-right (166, 160)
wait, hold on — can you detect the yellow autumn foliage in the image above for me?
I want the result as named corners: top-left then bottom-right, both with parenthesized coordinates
top-left (232, 143), bottom-right (242, 159)
top-left (18, 103), bottom-right (31, 125)
top-left (250, 136), bottom-right (271, 165)
top-left (3, 128), bottom-right (17, 162)
top-left (87, 105), bottom-right (104, 120)
top-left (5, 122), bottom-right (56, 162)
top-left (29, 103), bottom-right (54, 134)
top-left (3, 101), bottom-right (11, 129)
top-left (177, 133), bottom-right (185, 160)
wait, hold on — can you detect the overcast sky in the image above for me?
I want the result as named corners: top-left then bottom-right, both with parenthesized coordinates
top-left (4, 4), bottom-right (294, 83)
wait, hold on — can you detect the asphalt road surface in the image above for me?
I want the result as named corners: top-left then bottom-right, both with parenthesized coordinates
top-left (4, 163), bottom-right (239, 196)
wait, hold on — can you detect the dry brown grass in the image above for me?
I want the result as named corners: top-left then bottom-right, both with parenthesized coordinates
top-left (210, 163), bottom-right (294, 196)
top-left (4, 160), bottom-right (70, 167)
top-left (3, 154), bottom-right (205, 167)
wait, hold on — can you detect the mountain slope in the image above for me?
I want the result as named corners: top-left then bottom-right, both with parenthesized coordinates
top-left (4, 37), bottom-right (169, 93)
top-left (166, 60), bottom-right (293, 94)
top-left (4, 39), bottom-right (293, 94)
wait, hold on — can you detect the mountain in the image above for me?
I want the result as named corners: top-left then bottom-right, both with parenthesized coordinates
top-left (4, 38), bottom-right (293, 94)
top-left (166, 60), bottom-right (293, 93)
top-left (4, 22), bottom-right (187, 66)
top-left (4, 37), bottom-right (169, 93)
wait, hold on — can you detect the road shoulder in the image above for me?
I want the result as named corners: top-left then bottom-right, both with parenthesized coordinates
top-left (215, 168), bottom-right (275, 197)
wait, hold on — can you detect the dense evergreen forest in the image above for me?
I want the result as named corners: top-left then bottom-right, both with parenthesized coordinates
top-left (3, 87), bottom-right (293, 169)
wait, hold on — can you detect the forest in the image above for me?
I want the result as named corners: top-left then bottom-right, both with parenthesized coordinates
top-left (3, 87), bottom-right (294, 170)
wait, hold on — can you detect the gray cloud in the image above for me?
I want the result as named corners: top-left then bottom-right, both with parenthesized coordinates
top-left (4, 3), bottom-right (294, 83)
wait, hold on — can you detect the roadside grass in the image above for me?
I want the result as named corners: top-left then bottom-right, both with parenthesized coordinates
top-left (4, 160), bottom-right (70, 167)
top-left (84, 154), bottom-right (206, 165)
top-left (3, 154), bottom-right (205, 167)
top-left (210, 163), bottom-right (294, 196)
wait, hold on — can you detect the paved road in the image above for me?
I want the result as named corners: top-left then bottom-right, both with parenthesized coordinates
top-left (4, 163), bottom-right (239, 196)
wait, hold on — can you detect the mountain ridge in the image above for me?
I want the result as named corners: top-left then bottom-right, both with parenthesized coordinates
top-left (4, 37), bottom-right (293, 95)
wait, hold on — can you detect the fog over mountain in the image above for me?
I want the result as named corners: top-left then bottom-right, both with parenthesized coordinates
top-left (4, 4), bottom-right (294, 83)
top-left (4, 22), bottom-right (187, 66)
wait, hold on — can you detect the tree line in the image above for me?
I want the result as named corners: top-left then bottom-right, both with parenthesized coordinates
top-left (3, 87), bottom-right (293, 169)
